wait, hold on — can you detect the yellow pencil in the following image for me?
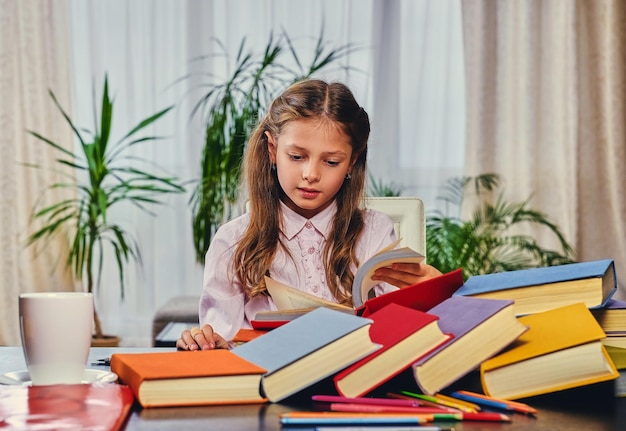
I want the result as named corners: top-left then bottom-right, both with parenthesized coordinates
top-left (400, 391), bottom-right (476, 413)
top-left (434, 393), bottom-right (481, 412)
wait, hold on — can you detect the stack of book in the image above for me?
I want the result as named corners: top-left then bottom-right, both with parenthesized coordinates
top-left (454, 259), bottom-right (621, 399)
top-left (109, 257), bottom-right (625, 410)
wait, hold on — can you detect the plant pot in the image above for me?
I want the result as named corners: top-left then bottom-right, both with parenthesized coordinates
top-left (91, 335), bottom-right (120, 348)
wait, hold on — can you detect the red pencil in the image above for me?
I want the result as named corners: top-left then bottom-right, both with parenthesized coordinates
top-left (433, 412), bottom-right (512, 422)
top-left (330, 403), bottom-right (454, 414)
top-left (312, 394), bottom-right (422, 407)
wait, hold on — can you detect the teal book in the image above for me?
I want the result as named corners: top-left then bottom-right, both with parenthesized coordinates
top-left (453, 259), bottom-right (617, 316)
top-left (231, 307), bottom-right (380, 403)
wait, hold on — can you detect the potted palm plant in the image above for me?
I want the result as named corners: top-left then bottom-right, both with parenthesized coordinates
top-left (426, 173), bottom-right (575, 278)
top-left (26, 75), bottom-right (185, 346)
top-left (190, 29), bottom-right (357, 262)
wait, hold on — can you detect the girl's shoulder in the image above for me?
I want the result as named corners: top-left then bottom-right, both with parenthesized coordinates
top-left (213, 211), bottom-right (252, 245)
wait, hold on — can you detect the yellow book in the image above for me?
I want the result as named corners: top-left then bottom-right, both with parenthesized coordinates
top-left (480, 302), bottom-right (619, 400)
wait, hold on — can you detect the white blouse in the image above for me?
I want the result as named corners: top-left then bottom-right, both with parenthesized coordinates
top-left (199, 200), bottom-right (398, 341)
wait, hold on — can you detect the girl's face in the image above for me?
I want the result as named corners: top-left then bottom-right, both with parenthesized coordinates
top-left (267, 119), bottom-right (354, 219)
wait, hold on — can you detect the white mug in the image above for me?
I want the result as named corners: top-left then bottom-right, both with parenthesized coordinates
top-left (19, 292), bottom-right (94, 385)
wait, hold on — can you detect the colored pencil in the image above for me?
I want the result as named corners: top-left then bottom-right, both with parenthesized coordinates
top-left (451, 390), bottom-right (538, 415)
top-left (400, 390), bottom-right (477, 413)
top-left (279, 412), bottom-right (427, 425)
top-left (314, 427), bottom-right (448, 431)
top-left (386, 392), bottom-right (461, 412)
top-left (433, 392), bottom-right (481, 411)
top-left (432, 412), bottom-right (511, 422)
top-left (312, 394), bottom-right (422, 407)
top-left (327, 404), bottom-right (510, 421)
top-left (314, 427), bottom-right (447, 431)
top-left (329, 403), bottom-right (454, 414)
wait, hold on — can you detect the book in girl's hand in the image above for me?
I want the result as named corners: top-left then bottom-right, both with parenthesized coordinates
top-left (257, 267), bottom-right (464, 327)
top-left (356, 267), bottom-right (464, 317)
top-left (253, 276), bottom-right (353, 328)
top-left (261, 239), bottom-right (425, 314)
top-left (258, 268), bottom-right (463, 329)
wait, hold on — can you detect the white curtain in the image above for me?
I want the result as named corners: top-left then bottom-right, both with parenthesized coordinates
top-left (1, 0), bottom-right (464, 346)
top-left (370, 0), bottom-right (466, 205)
top-left (462, 0), bottom-right (626, 299)
top-left (0, 0), bottom-right (77, 346)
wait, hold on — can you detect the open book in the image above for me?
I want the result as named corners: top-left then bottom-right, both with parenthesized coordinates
top-left (254, 240), bottom-right (424, 326)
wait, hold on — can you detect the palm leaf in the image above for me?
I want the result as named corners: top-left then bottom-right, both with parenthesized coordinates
top-left (27, 74), bottom-right (185, 338)
top-left (426, 173), bottom-right (575, 279)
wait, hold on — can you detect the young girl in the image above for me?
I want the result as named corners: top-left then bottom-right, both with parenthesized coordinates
top-left (177, 79), bottom-right (441, 351)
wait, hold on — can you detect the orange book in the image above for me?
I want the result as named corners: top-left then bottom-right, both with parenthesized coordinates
top-left (110, 350), bottom-right (267, 407)
top-left (480, 302), bottom-right (619, 400)
top-left (232, 328), bottom-right (268, 343)
top-left (0, 383), bottom-right (133, 431)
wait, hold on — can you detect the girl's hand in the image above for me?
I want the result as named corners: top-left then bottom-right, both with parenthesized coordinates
top-left (176, 324), bottom-right (230, 350)
top-left (372, 262), bottom-right (442, 289)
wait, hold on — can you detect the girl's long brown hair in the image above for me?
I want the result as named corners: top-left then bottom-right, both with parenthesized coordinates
top-left (233, 79), bottom-right (370, 306)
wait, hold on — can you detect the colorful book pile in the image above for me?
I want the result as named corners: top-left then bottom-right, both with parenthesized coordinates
top-left (455, 258), bottom-right (620, 399)
top-left (107, 257), bottom-right (623, 412)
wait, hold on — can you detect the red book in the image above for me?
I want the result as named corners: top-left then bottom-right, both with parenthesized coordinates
top-left (333, 303), bottom-right (453, 397)
top-left (356, 268), bottom-right (464, 317)
top-left (0, 383), bottom-right (134, 431)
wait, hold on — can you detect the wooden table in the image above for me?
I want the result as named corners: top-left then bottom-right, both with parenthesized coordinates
top-left (1, 346), bottom-right (625, 430)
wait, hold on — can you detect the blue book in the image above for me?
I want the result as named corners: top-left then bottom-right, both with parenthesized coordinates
top-left (454, 259), bottom-right (617, 316)
top-left (232, 307), bottom-right (380, 403)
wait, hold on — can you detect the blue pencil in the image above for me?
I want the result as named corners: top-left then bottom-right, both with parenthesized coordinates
top-left (450, 391), bottom-right (537, 415)
top-left (280, 415), bottom-right (424, 425)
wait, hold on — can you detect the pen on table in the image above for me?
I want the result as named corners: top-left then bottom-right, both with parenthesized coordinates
top-left (279, 412), bottom-right (428, 425)
top-left (90, 357), bottom-right (111, 366)
top-left (314, 427), bottom-right (452, 431)
top-left (329, 403), bottom-right (456, 414)
top-left (433, 392), bottom-right (481, 411)
top-left (400, 390), bottom-right (477, 413)
top-left (451, 390), bottom-right (537, 415)
top-left (326, 405), bottom-right (509, 422)
top-left (454, 390), bottom-right (536, 413)
top-left (386, 392), bottom-right (462, 412)
top-left (312, 394), bottom-right (423, 407)
top-left (432, 412), bottom-right (511, 422)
